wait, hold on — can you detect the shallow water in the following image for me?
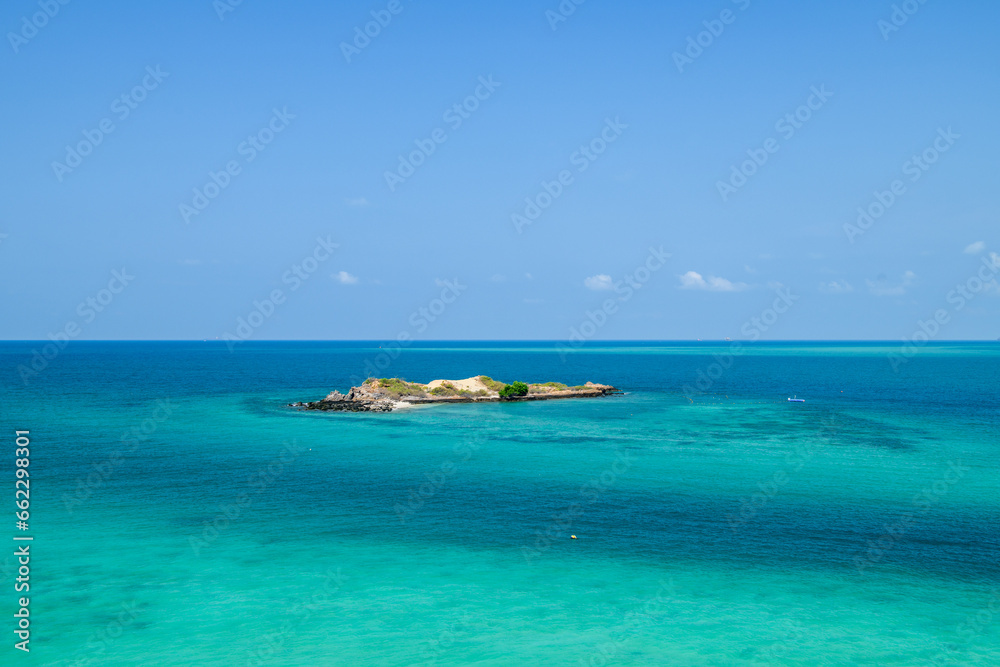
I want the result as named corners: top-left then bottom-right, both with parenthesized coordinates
top-left (1, 341), bottom-right (997, 665)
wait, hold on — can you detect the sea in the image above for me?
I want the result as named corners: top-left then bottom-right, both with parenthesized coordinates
top-left (0, 341), bottom-right (997, 666)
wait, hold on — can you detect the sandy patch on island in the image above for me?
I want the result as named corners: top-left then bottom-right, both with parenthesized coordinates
top-left (425, 376), bottom-right (490, 392)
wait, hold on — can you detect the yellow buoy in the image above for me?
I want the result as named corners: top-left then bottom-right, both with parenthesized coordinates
top-left (571, 535), bottom-right (577, 539)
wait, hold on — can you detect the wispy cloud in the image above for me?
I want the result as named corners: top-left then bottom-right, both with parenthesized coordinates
top-left (964, 241), bottom-right (985, 254)
top-left (584, 274), bottom-right (614, 291)
top-left (491, 274), bottom-right (507, 283)
top-left (678, 271), bottom-right (748, 292)
top-left (867, 271), bottom-right (915, 296)
top-left (345, 197), bottom-right (369, 207)
top-left (333, 271), bottom-right (359, 285)
top-left (820, 280), bottom-right (853, 294)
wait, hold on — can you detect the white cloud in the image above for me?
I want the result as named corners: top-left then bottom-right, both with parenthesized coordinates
top-left (820, 280), bottom-right (853, 294)
top-left (333, 271), bottom-right (359, 285)
top-left (964, 241), bottom-right (985, 254)
top-left (525, 273), bottom-right (533, 280)
top-left (678, 271), bottom-right (748, 292)
top-left (345, 197), bottom-right (369, 207)
top-left (178, 259), bottom-right (202, 265)
top-left (744, 265), bottom-right (757, 274)
top-left (491, 274), bottom-right (507, 283)
top-left (584, 274), bottom-right (615, 291)
top-left (867, 271), bottom-right (915, 296)
top-left (523, 298), bottom-right (544, 304)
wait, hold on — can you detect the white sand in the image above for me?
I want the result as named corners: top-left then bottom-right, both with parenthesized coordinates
top-left (424, 376), bottom-right (491, 392)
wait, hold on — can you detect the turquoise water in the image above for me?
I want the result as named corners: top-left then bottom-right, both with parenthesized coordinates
top-left (1, 341), bottom-right (998, 665)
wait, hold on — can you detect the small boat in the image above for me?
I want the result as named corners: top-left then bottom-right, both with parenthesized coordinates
top-left (787, 396), bottom-right (805, 402)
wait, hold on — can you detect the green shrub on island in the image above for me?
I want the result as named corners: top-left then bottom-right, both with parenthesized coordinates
top-left (529, 382), bottom-right (567, 393)
top-left (370, 377), bottom-right (428, 399)
top-left (430, 382), bottom-right (459, 396)
top-left (499, 381), bottom-right (529, 399)
top-left (478, 375), bottom-right (507, 393)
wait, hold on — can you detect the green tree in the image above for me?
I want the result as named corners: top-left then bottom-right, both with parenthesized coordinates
top-left (499, 381), bottom-right (528, 398)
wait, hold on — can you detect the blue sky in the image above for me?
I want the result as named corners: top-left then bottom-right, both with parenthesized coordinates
top-left (1, 0), bottom-right (998, 341)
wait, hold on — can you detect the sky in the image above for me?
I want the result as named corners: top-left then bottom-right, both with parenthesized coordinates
top-left (1, 0), bottom-right (998, 341)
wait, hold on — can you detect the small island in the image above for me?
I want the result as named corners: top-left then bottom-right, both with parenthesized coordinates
top-left (289, 376), bottom-right (621, 412)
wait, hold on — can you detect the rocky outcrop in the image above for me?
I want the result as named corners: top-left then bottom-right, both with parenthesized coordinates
top-left (290, 384), bottom-right (397, 412)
